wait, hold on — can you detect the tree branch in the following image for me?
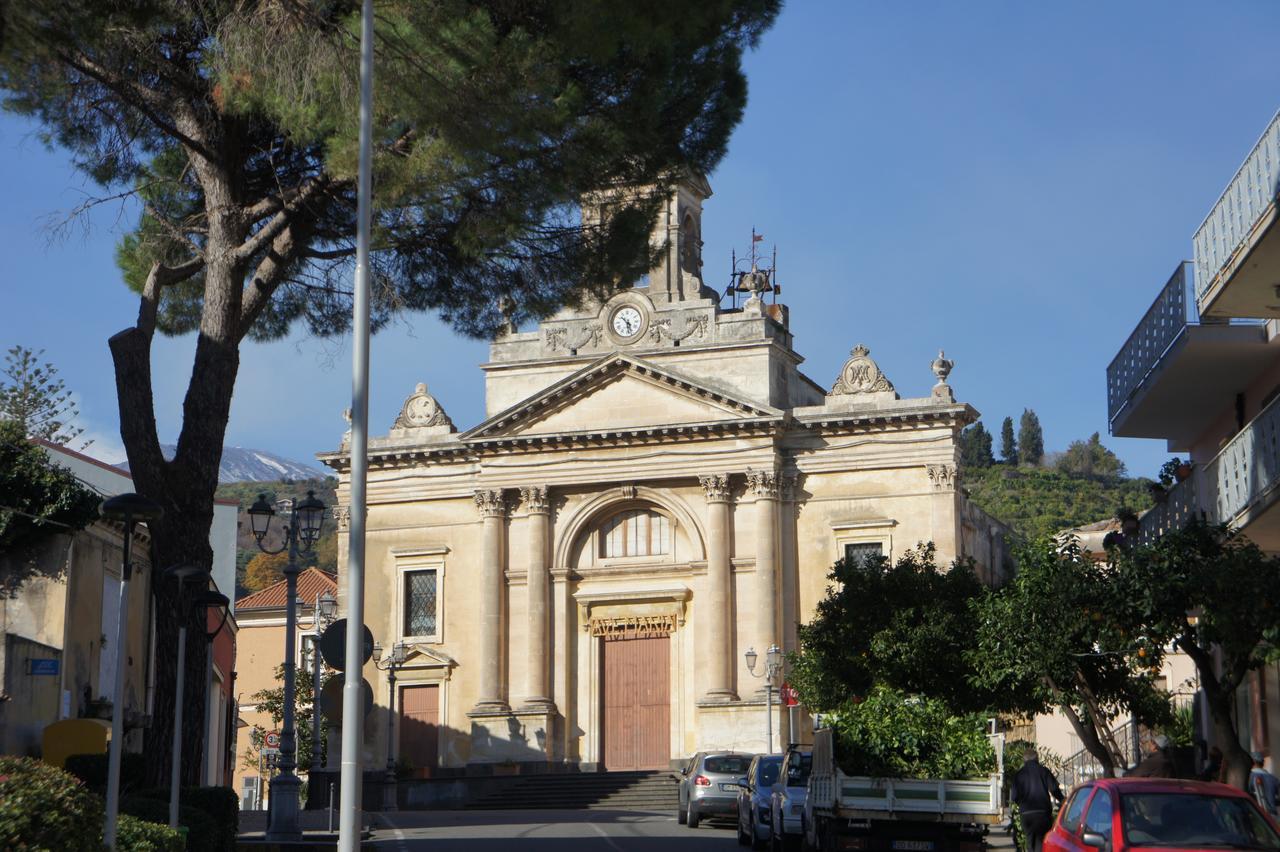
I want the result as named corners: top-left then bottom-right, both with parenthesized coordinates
top-left (233, 177), bottom-right (330, 264)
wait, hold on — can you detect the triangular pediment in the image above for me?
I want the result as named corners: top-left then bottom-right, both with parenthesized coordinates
top-left (462, 355), bottom-right (781, 441)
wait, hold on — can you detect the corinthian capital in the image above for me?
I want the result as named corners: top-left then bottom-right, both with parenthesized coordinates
top-left (474, 489), bottom-right (508, 518)
top-left (519, 485), bottom-right (550, 514)
top-left (746, 469), bottom-right (780, 500)
top-left (926, 463), bottom-right (958, 491)
top-left (699, 473), bottom-right (732, 503)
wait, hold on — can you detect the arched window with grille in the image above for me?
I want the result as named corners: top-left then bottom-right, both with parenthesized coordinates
top-left (599, 508), bottom-right (671, 558)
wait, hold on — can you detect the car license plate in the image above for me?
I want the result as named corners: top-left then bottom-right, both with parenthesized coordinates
top-left (892, 842), bottom-right (934, 851)
top-left (719, 783), bottom-right (738, 792)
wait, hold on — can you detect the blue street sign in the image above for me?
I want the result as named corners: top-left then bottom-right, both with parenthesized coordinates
top-left (27, 658), bottom-right (59, 676)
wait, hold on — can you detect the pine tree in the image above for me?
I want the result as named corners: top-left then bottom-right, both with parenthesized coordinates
top-left (1000, 416), bottom-right (1018, 465)
top-left (959, 422), bottom-right (995, 469)
top-left (1019, 409), bottom-right (1044, 467)
top-left (0, 346), bottom-right (89, 449)
top-left (1056, 432), bottom-right (1126, 479)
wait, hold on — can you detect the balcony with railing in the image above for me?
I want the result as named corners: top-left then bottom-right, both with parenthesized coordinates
top-left (1107, 263), bottom-right (1269, 446)
top-left (1138, 389), bottom-right (1280, 550)
top-left (1194, 110), bottom-right (1280, 319)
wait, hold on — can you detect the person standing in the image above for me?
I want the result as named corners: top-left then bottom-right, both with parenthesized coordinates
top-left (1250, 752), bottom-right (1280, 816)
top-left (1129, 735), bottom-right (1177, 778)
top-left (1012, 747), bottom-right (1065, 852)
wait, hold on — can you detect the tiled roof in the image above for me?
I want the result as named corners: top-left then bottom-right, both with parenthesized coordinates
top-left (236, 566), bottom-right (337, 610)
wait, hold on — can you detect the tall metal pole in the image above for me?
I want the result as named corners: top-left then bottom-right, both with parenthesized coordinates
top-left (384, 667), bottom-right (398, 812)
top-left (169, 622), bottom-right (188, 827)
top-left (339, 0), bottom-right (375, 846)
top-left (766, 677), bottom-right (773, 754)
top-left (267, 530), bottom-right (302, 840)
top-left (311, 616), bottom-right (324, 776)
top-left (103, 526), bottom-right (134, 850)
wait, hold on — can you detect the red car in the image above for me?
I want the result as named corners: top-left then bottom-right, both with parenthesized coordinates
top-left (1044, 778), bottom-right (1280, 852)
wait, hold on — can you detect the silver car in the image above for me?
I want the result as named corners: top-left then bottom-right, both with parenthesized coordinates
top-left (769, 748), bottom-right (811, 851)
top-left (678, 751), bottom-right (755, 828)
top-left (737, 753), bottom-right (783, 848)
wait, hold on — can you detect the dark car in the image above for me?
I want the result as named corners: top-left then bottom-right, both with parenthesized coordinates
top-left (1044, 777), bottom-right (1280, 852)
top-left (679, 751), bottom-right (755, 829)
top-left (737, 753), bottom-right (783, 848)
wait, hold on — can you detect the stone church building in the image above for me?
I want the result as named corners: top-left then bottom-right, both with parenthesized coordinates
top-left (321, 179), bottom-right (1008, 775)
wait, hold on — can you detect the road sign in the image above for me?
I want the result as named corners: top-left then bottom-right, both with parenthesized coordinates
top-left (265, 730), bottom-right (281, 749)
top-left (261, 747), bottom-right (280, 757)
top-left (27, 658), bottom-right (59, 676)
top-left (780, 683), bottom-right (799, 707)
top-left (318, 619), bottom-right (374, 671)
top-left (319, 675), bottom-right (373, 724)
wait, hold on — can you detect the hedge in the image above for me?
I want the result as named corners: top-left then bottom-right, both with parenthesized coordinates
top-left (120, 795), bottom-right (220, 852)
top-left (63, 751), bottom-right (148, 796)
top-left (116, 814), bottom-right (184, 852)
top-left (0, 756), bottom-right (103, 852)
top-left (135, 786), bottom-right (238, 851)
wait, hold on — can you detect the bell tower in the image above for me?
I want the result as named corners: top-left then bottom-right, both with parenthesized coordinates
top-left (648, 174), bottom-right (713, 305)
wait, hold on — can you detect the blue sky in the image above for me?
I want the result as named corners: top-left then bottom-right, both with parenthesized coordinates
top-left (1, 1), bottom-right (1278, 480)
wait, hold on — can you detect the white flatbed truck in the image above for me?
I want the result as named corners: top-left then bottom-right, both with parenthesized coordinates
top-left (803, 726), bottom-right (1005, 852)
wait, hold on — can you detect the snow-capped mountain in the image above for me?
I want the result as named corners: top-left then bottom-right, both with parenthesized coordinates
top-left (119, 445), bottom-right (328, 483)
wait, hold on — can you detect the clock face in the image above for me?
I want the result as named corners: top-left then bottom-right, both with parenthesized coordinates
top-left (611, 306), bottom-right (643, 338)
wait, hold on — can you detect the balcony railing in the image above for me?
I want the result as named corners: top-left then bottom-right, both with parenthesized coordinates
top-left (1108, 263), bottom-right (1196, 428)
top-left (1137, 472), bottom-right (1201, 547)
top-left (1194, 110), bottom-right (1280, 304)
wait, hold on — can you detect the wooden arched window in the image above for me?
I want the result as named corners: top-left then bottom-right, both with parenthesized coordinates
top-left (599, 508), bottom-right (671, 558)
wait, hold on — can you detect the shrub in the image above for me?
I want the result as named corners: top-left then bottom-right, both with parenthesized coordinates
top-left (121, 795), bottom-right (220, 852)
top-left (135, 786), bottom-right (238, 851)
top-left (0, 756), bottom-right (103, 852)
top-left (64, 751), bottom-right (148, 795)
top-left (116, 814), bottom-right (184, 852)
top-left (829, 686), bottom-right (997, 779)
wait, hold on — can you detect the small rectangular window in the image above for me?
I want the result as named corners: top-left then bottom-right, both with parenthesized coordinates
top-left (844, 542), bottom-right (883, 568)
top-left (404, 569), bottom-right (438, 637)
top-left (1083, 788), bottom-right (1112, 839)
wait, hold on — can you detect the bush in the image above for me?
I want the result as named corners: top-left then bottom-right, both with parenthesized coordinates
top-left (0, 756), bottom-right (103, 851)
top-left (121, 795), bottom-right (220, 852)
top-left (116, 814), bottom-right (184, 852)
top-left (64, 751), bottom-right (148, 796)
top-left (135, 786), bottom-right (238, 851)
top-left (829, 686), bottom-right (997, 779)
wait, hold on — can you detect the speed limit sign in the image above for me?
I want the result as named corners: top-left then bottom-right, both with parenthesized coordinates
top-left (265, 730), bottom-right (281, 749)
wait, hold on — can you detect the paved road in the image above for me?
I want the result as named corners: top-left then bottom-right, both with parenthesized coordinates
top-left (368, 809), bottom-right (738, 851)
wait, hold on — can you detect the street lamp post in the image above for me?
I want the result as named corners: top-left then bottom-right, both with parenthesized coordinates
top-left (310, 590), bottom-right (338, 777)
top-left (166, 564), bottom-right (210, 829)
top-left (195, 590), bottom-right (232, 786)
top-left (248, 490), bottom-right (326, 841)
top-left (98, 493), bottom-right (163, 851)
top-left (745, 644), bottom-right (784, 754)
top-left (372, 641), bottom-right (408, 812)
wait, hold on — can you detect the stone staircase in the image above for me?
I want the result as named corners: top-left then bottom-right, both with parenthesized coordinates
top-left (466, 770), bottom-right (680, 811)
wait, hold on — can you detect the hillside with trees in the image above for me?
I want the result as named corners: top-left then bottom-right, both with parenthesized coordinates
top-left (214, 476), bottom-right (338, 597)
top-left (959, 411), bottom-right (1152, 541)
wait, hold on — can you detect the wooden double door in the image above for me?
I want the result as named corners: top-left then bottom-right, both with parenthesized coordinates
top-left (399, 684), bottom-right (439, 775)
top-left (601, 634), bottom-right (671, 770)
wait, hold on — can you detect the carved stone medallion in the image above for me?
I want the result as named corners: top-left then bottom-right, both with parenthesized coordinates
top-left (392, 383), bottom-right (454, 433)
top-left (831, 344), bottom-right (896, 396)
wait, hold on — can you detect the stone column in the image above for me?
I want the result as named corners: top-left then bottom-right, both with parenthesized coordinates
top-left (473, 489), bottom-right (509, 713)
top-left (699, 474), bottom-right (737, 702)
top-left (520, 485), bottom-right (555, 711)
top-left (747, 469), bottom-right (780, 698)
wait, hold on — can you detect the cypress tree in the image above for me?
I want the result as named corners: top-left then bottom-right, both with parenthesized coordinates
top-left (1019, 409), bottom-right (1044, 467)
top-left (1000, 416), bottom-right (1018, 465)
top-left (960, 422), bottom-right (995, 469)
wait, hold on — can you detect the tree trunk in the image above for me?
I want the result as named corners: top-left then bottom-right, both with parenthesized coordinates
top-left (1060, 700), bottom-right (1117, 777)
top-left (1178, 636), bottom-right (1254, 790)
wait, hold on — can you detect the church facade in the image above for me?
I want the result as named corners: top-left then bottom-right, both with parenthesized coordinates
top-left (321, 181), bottom-right (1008, 774)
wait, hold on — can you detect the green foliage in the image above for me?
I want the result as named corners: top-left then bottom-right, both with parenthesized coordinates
top-left (1162, 704), bottom-right (1196, 748)
top-left (0, 346), bottom-right (87, 449)
top-left (245, 666), bottom-right (325, 773)
top-left (961, 465), bottom-right (1152, 542)
top-left (121, 795), bottom-right (220, 852)
top-left (115, 814), bottom-right (184, 852)
top-left (827, 687), bottom-right (997, 779)
top-left (216, 477), bottom-right (339, 595)
top-left (0, 756), bottom-right (103, 852)
top-left (63, 751), bottom-right (148, 796)
top-left (1001, 417), bottom-right (1019, 465)
top-left (960, 421), bottom-right (995, 469)
top-left (1113, 523), bottom-right (1280, 690)
top-left (971, 537), bottom-right (1172, 773)
top-left (1056, 432), bottom-right (1126, 479)
top-left (0, 420), bottom-right (102, 596)
top-left (1019, 409), bottom-right (1045, 466)
top-left (134, 786), bottom-right (238, 852)
top-left (790, 545), bottom-right (1006, 715)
